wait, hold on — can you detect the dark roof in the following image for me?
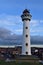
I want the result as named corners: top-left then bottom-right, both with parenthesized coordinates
top-left (23, 9), bottom-right (30, 13)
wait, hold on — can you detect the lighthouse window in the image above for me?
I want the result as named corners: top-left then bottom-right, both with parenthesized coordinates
top-left (26, 43), bottom-right (28, 46)
top-left (26, 35), bottom-right (28, 37)
top-left (26, 52), bottom-right (28, 54)
top-left (25, 27), bottom-right (28, 29)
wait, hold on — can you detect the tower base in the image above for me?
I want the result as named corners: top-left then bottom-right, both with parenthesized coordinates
top-left (22, 53), bottom-right (31, 55)
top-left (15, 55), bottom-right (39, 62)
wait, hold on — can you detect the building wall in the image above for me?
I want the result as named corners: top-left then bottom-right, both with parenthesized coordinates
top-left (0, 46), bottom-right (43, 60)
top-left (0, 46), bottom-right (22, 60)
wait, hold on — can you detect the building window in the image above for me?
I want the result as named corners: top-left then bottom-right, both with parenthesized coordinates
top-left (26, 35), bottom-right (28, 37)
top-left (26, 52), bottom-right (28, 54)
top-left (26, 43), bottom-right (28, 46)
top-left (25, 27), bottom-right (28, 29)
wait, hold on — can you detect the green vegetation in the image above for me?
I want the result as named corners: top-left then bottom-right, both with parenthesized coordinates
top-left (0, 60), bottom-right (43, 65)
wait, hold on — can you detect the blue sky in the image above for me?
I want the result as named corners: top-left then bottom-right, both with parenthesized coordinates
top-left (0, 0), bottom-right (43, 36)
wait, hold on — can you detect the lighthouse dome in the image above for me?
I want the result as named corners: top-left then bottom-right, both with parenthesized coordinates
top-left (23, 9), bottom-right (30, 14)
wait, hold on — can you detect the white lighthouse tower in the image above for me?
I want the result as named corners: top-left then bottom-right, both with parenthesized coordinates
top-left (21, 9), bottom-right (32, 55)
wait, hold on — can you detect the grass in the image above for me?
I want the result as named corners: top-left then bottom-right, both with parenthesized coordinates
top-left (0, 60), bottom-right (43, 65)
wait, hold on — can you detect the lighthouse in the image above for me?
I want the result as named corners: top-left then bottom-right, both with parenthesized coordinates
top-left (21, 9), bottom-right (32, 55)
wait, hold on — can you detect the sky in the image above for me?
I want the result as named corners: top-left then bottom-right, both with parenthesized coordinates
top-left (0, 0), bottom-right (43, 36)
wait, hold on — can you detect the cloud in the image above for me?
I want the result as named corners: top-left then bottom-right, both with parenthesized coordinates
top-left (30, 20), bottom-right (39, 27)
top-left (0, 27), bottom-right (22, 40)
top-left (0, 15), bottom-right (20, 26)
top-left (0, 14), bottom-right (43, 35)
top-left (14, 29), bottom-right (23, 35)
top-left (0, 14), bottom-right (23, 34)
top-left (0, 27), bottom-right (23, 45)
top-left (0, 27), bottom-right (11, 39)
top-left (30, 20), bottom-right (43, 36)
